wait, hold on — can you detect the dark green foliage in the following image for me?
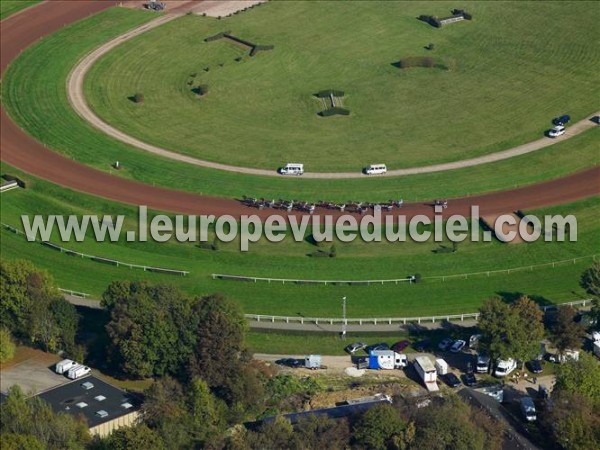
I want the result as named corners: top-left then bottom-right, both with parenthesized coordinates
top-left (329, 245), bottom-right (337, 257)
top-left (192, 84), bottom-right (209, 96)
top-left (0, 385), bottom-right (90, 449)
top-left (249, 44), bottom-right (274, 57)
top-left (353, 403), bottom-right (408, 449)
top-left (580, 261), bottom-right (600, 297)
top-left (132, 93), bottom-right (144, 103)
top-left (204, 31), bottom-right (231, 42)
top-left (319, 107), bottom-right (350, 117)
top-left (98, 425), bottom-right (166, 450)
top-left (551, 305), bottom-right (586, 353)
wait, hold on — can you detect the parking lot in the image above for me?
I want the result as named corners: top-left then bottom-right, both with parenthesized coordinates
top-left (0, 348), bottom-right (67, 395)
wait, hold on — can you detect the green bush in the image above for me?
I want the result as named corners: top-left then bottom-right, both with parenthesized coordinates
top-left (132, 93), bottom-right (144, 103)
top-left (0, 328), bottom-right (16, 363)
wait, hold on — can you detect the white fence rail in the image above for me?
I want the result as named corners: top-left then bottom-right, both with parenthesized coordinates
top-left (2, 222), bottom-right (189, 276)
top-left (245, 298), bottom-right (594, 325)
top-left (213, 254), bottom-right (597, 285)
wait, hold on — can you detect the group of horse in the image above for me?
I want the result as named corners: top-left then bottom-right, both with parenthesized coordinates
top-left (240, 196), bottom-right (405, 214)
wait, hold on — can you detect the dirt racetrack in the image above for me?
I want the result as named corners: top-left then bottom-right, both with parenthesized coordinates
top-left (1, 1), bottom-right (599, 219)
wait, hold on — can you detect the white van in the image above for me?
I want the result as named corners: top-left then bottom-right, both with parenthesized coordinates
top-left (494, 358), bottom-right (517, 377)
top-left (55, 359), bottom-right (78, 374)
top-left (67, 365), bottom-right (91, 380)
top-left (279, 163), bottom-right (304, 175)
top-left (520, 397), bottom-right (537, 421)
top-left (365, 164), bottom-right (387, 175)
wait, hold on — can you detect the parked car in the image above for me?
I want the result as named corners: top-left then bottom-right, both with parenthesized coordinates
top-left (527, 359), bottom-right (543, 374)
top-left (438, 338), bottom-right (454, 351)
top-left (391, 340), bottom-right (411, 353)
top-left (520, 397), bottom-right (537, 422)
top-left (275, 358), bottom-right (301, 368)
top-left (476, 354), bottom-right (491, 373)
top-left (413, 339), bottom-right (431, 352)
top-left (592, 331), bottom-right (600, 342)
top-left (365, 343), bottom-right (389, 354)
top-left (494, 358), bottom-right (517, 377)
top-left (538, 384), bottom-right (550, 400)
top-left (462, 372), bottom-right (477, 387)
top-left (345, 342), bottom-right (367, 354)
top-left (469, 334), bottom-right (482, 349)
top-left (553, 115), bottom-right (570, 126)
top-left (443, 373), bottom-right (461, 388)
top-left (450, 340), bottom-right (466, 353)
top-left (548, 125), bottom-right (565, 137)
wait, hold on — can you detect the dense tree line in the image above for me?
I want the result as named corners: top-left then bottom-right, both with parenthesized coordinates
top-left (0, 259), bottom-right (79, 355)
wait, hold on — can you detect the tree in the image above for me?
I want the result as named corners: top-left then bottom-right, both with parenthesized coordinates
top-left (542, 390), bottom-right (600, 450)
top-left (0, 328), bottom-right (16, 363)
top-left (98, 424), bottom-right (166, 450)
top-left (580, 261), bottom-right (600, 297)
top-left (478, 296), bottom-right (544, 365)
top-left (188, 294), bottom-right (247, 389)
top-left (589, 298), bottom-right (600, 328)
top-left (511, 296), bottom-right (545, 367)
top-left (244, 415), bottom-right (294, 449)
top-left (187, 377), bottom-right (226, 446)
top-left (551, 305), bottom-right (586, 354)
top-left (103, 282), bottom-right (194, 378)
top-left (412, 396), bottom-right (485, 450)
top-left (0, 259), bottom-right (60, 334)
top-left (554, 352), bottom-right (600, 402)
top-left (0, 385), bottom-right (90, 449)
top-left (353, 403), bottom-right (408, 449)
top-left (293, 415), bottom-right (350, 450)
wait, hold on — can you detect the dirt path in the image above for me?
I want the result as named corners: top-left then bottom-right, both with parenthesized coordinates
top-left (1, 1), bottom-right (599, 220)
top-left (66, 13), bottom-right (599, 178)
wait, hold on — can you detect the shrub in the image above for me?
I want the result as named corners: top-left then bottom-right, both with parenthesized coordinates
top-left (316, 89), bottom-right (345, 98)
top-left (329, 245), bottom-right (337, 258)
top-left (463, 12), bottom-right (472, 20)
top-left (132, 93), bottom-right (144, 103)
top-left (212, 237), bottom-right (220, 251)
top-left (309, 250), bottom-right (330, 257)
top-left (250, 44), bottom-right (274, 57)
top-left (193, 84), bottom-right (209, 96)
top-left (430, 16), bottom-right (442, 28)
top-left (0, 328), bottom-right (16, 363)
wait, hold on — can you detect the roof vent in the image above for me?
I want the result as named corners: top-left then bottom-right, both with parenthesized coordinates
top-left (121, 402), bottom-right (133, 409)
top-left (81, 382), bottom-right (94, 390)
top-left (76, 402), bottom-right (88, 408)
top-left (94, 395), bottom-right (106, 401)
top-left (95, 410), bottom-right (109, 418)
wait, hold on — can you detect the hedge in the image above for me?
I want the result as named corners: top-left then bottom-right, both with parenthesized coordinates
top-left (320, 107), bottom-right (350, 117)
top-left (316, 90), bottom-right (345, 98)
top-left (204, 31), bottom-right (231, 42)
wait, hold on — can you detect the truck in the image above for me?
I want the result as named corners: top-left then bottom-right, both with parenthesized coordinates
top-left (368, 350), bottom-right (407, 370)
top-left (593, 341), bottom-right (600, 359)
top-left (55, 359), bottom-right (78, 375)
top-left (414, 356), bottom-right (438, 392)
top-left (435, 358), bottom-right (449, 375)
top-left (520, 397), bottom-right (537, 422)
top-left (304, 355), bottom-right (323, 370)
top-left (67, 365), bottom-right (91, 380)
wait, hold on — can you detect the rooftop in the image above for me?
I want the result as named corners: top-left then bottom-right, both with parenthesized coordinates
top-left (37, 376), bottom-right (141, 428)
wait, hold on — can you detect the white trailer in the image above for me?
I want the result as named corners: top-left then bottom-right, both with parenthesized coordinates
top-left (305, 355), bottom-right (322, 369)
top-left (435, 358), bottom-right (449, 375)
top-left (67, 365), bottom-right (91, 380)
top-left (593, 342), bottom-right (600, 359)
top-left (414, 356), bottom-right (438, 391)
top-left (369, 350), bottom-right (407, 370)
top-left (55, 359), bottom-right (77, 374)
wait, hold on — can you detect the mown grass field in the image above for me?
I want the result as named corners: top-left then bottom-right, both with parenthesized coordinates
top-left (2, 6), bottom-right (598, 202)
top-left (0, 0), bottom-right (40, 20)
top-left (84, 2), bottom-right (598, 171)
top-left (1, 164), bottom-right (598, 318)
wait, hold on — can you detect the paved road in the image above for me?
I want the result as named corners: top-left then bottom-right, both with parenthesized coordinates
top-left (67, 13), bottom-right (600, 179)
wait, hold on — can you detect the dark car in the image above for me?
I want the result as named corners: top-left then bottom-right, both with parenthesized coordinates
top-left (413, 339), bottom-right (431, 352)
top-left (391, 340), bottom-right (411, 353)
top-left (438, 338), bottom-right (454, 351)
top-left (527, 360), bottom-right (543, 374)
top-left (275, 358), bottom-right (301, 368)
top-left (462, 373), bottom-right (477, 387)
top-left (365, 343), bottom-right (389, 354)
top-left (443, 373), bottom-right (462, 388)
top-left (553, 115), bottom-right (571, 126)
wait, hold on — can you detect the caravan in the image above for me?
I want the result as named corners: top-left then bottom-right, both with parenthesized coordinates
top-left (368, 350), bottom-right (407, 370)
top-left (55, 359), bottom-right (78, 375)
top-left (67, 365), bottom-right (91, 380)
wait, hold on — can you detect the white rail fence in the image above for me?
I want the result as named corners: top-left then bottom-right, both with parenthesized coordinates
top-left (245, 298), bottom-right (594, 325)
top-left (2, 222), bottom-right (189, 276)
top-left (212, 254), bottom-right (597, 285)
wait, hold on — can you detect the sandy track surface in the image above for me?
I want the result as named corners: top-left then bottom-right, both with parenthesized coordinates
top-left (1, 1), bottom-right (599, 219)
top-left (66, 13), bottom-right (599, 179)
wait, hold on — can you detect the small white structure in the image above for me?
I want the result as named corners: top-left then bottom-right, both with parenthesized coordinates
top-left (593, 342), bottom-right (600, 359)
top-left (592, 331), bottom-right (600, 342)
top-left (414, 356), bottom-right (438, 391)
top-left (364, 164), bottom-right (387, 175)
top-left (435, 358), bottom-right (449, 375)
top-left (55, 359), bottom-right (78, 374)
top-left (280, 163), bottom-right (304, 175)
top-left (304, 355), bottom-right (322, 369)
top-left (67, 365), bottom-right (91, 380)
